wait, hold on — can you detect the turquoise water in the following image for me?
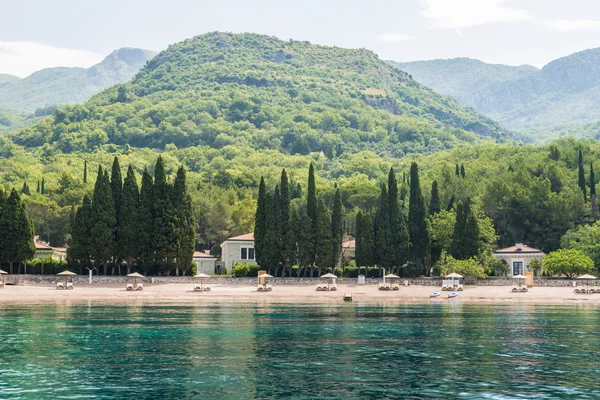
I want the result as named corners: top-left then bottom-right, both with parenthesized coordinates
top-left (1, 302), bottom-right (600, 399)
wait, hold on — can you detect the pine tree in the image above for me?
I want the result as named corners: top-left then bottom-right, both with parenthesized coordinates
top-left (429, 181), bottom-right (440, 215)
top-left (579, 149), bottom-right (587, 202)
top-left (119, 165), bottom-right (141, 274)
top-left (21, 182), bottom-right (30, 195)
top-left (83, 160), bottom-right (88, 183)
top-left (331, 187), bottom-right (343, 267)
top-left (254, 177), bottom-right (268, 268)
top-left (91, 166), bottom-right (116, 275)
top-left (173, 166), bottom-right (196, 276)
top-left (138, 168), bottom-right (154, 271)
top-left (408, 162), bottom-right (429, 275)
top-left (152, 156), bottom-right (179, 270)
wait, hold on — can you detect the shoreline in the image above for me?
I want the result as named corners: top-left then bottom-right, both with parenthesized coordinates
top-left (1, 283), bottom-right (600, 306)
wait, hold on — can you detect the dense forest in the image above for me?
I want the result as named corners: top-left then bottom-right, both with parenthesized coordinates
top-left (0, 33), bottom-right (599, 276)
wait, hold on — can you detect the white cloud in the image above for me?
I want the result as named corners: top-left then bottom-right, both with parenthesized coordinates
top-left (539, 19), bottom-right (600, 31)
top-left (0, 41), bottom-right (103, 78)
top-left (420, 0), bottom-right (530, 29)
top-left (377, 33), bottom-right (413, 42)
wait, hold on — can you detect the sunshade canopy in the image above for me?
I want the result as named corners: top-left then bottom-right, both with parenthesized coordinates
top-left (57, 270), bottom-right (77, 276)
top-left (513, 274), bottom-right (527, 279)
top-left (194, 273), bottom-right (211, 278)
top-left (576, 274), bottom-right (597, 279)
top-left (384, 273), bottom-right (400, 279)
top-left (445, 272), bottom-right (463, 278)
top-left (0, 269), bottom-right (7, 275)
top-left (260, 273), bottom-right (273, 278)
top-left (127, 272), bottom-right (145, 278)
top-left (321, 273), bottom-right (337, 279)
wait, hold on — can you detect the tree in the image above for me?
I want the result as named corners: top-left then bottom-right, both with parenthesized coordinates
top-left (429, 181), bottom-right (440, 215)
top-left (152, 156), bottom-right (179, 270)
top-left (449, 198), bottom-right (480, 260)
top-left (356, 212), bottom-right (374, 269)
top-left (561, 221), bottom-right (600, 269)
top-left (21, 182), bottom-right (30, 195)
top-left (374, 184), bottom-right (389, 269)
top-left (578, 149), bottom-right (587, 202)
top-left (306, 163), bottom-right (318, 272)
top-left (387, 168), bottom-right (409, 272)
top-left (83, 160), bottom-right (88, 183)
top-left (297, 214), bottom-right (315, 276)
top-left (119, 165), bottom-right (141, 274)
top-left (91, 166), bottom-right (116, 275)
top-left (15, 199), bottom-right (35, 273)
top-left (455, 164), bottom-right (459, 176)
top-left (408, 162), bottom-right (429, 275)
top-left (460, 164), bottom-right (466, 178)
top-left (440, 256), bottom-right (485, 279)
top-left (280, 169), bottom-right (293, 276)
top-left (173, 166), bottom-right (196, 276)
top-left (315, 199), bottom-right (334, 275)
top-left (528, 259), bottom-right (543, 277)
top-left (543, 248), bottom-right (593, 278)
top-left (68, 194), bottom-right (94, 268)
top-left (138, 168), bottom-right (154, 270)
top-left (591, 162), bottom-right (598, 219)
top-left (331, 187), bottom-right (343, 267)
top-left (36, 180), bottom-right (40, 193)
top-left (110, 156), bottom-right (123, 274)
top-left (254, 177), bottom-right (268, 268)
top-left (41, 177), bottom-right (45, 195)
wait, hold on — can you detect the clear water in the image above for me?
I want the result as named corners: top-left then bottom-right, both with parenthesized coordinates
top-left (1, 302), bottom-right (599, 399)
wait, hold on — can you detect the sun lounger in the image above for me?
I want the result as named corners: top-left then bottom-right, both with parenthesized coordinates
top-left (457, 285), bottom-right (464, 291)
top-left (520, 287), bottom-right (528, 292)
top-left (392, 283), bottom-right (399, 290)
top-left (204, 287), bottom-right (211, 291)
top-left (194, 286), bottom-right (202, 291)
top-left (66, 282), bottom-right (74, 290)
top-left (126, 283), bottom-right (134, 291)
top-left (343, 293), bottom-right (352, 301)
top-left (574, 288), bottom-right (581, 293)
top-left (257, 284), bottom-right (264, 292)
top-left (56, 282), bottom-right (64, 290)
top-left (135, 283), bottom-right (144, 291)
top-left (266, 284), bottom-right (272, 291)
top-left (512, 287), bottom-right (518, 292)
top-left (591, 288), bottom-right (597, 294)
top-left (378, 283), bottom-right (385, 290)
top-left (330, 283), bottom-right (337, 291)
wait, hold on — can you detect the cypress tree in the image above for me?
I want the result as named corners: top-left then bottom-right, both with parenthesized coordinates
top-left (41, 177), bottom-right (45, 194)
top-left (355, 211), bottom-right (363, 267)
top-left (286, 210), bottom-right (299, 274)
top-left (3, 190), bottom-right (22, 273)
top-left (408, 162), bottom-right (429, 275)
top-left (374, 184), bottom-right (389, 269)
top-left (579, 149), bottom-right (587, 202)
top-left (254, 177), bottom-right (268, 268)
top-left (138, 168), bottom-right (154, 271)
top-left (455, 164), bottom-right (460, 176)
top-left (268, 185), bottom-right (282, 274)
top-left (119, 165), bottom-right (141, 274)
top-left (83, 160), bottom-right (88, 183)
top-left (36, 180), bottom-right (40, 193)
top-left (280, 170), bottom-right (293, 277)
top-left (297, 214), bottom-right (315, 276)
top-left (110, 156), bottom-right (123, 274)
top-left (387, 168), bottom-right (410, 273)
top-left (449, 198), bottom-right (480, 260)
top-left (152, 156), bottom-right (179, 270)
top-left (21, 182), bottom-right (30, 195)
top-left (173, 166), bottom-right (196, 276)
top-left (591, 162), bottom-right (598, 220)
top-left (306, 163), bottom-right (317, 274)
top-left (360, 213), bottom-right (375, 269)
top-left (446, 194), bottom-right (456, 212)
top-left (460, 164), bottom-right (466, 178)
top-left (331, 187), bottom-right (343, 267)
top-left (91, 166), bottom-right (116, 275)
top-left (68, 194), bottom-right (93, 268)
top-left (15, 198), bottom-right (35, 273)
top-left (429, 181), bottom-right (440, 215)
top-left (315, 199), bottom-right (334, 276)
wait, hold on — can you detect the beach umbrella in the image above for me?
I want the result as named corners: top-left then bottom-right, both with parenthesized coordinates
top-left (321, 273), bottom-right (337, 290)
top-left (576, 274), bottom-right (597, 290)
top-left (513, 274), bottom-right (526, 289)
top-left (0, 269), bottom-right (7, 275)
top-left (57, 270), bottom-right (77, 286)
top-left (194, 273), bottom-right (210, 291)
top-left (384, 273), bottom-right (400, 279)
top-left (127, 272), bottom-right (145, 285)
top-left (261, 273), bottom-right (274, 278)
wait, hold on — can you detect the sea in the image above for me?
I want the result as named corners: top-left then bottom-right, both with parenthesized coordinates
top-left (0, 302), bottom-right (599, 399)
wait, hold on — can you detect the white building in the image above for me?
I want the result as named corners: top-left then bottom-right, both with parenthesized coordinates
top-left (494, 243), bottom-right (545, 277)
top-left (220, 233), bottom-right (255, 271)
top-left (193, 251), bottom-right (218, 275)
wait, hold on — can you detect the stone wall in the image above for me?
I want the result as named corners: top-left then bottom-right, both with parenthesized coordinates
top-left (3, 275), bottom-right (584, 287)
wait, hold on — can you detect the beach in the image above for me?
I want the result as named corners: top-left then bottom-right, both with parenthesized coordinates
top-left (1, 282), bottom-right (598, 304)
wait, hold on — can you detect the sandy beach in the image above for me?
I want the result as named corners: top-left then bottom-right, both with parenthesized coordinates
top-left (1, 282), bottom-right (599, 305)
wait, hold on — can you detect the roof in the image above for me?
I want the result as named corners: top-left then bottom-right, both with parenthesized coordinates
top-left (193, 251), bottom-right (217, 259)
top-left (225, 232), bottom-right (254, 241)
top-left (342, 239), bottom-right (355, 249)
top-left (35, 241), bottom-right (53, 251)
top-left (495, 244), bottom-right (543, 254)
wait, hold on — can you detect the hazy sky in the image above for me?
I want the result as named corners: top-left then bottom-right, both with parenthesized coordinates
top-left (2, 0), bottom-right (600, 77)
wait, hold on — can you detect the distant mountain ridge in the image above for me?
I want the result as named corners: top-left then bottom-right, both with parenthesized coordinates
top-left (390, 48), bottom-right (600, 131)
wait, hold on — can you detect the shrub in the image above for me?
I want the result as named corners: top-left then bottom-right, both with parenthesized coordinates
top-left (333, 267), bottom-right (343, 277)
top-left (191, 263), bottom-right (198, 276)
top-left (232, 263), bottom-right (250, 277)
top-left (344, 266), bottom-right (359, 278)
top-left (246, 264), bottom-right (261, 277)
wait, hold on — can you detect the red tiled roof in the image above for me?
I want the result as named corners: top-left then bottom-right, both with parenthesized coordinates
top-left (193, 251), bottom-right (216, 259)
top-left (495, 244), bottom-right (543, 254)
top-left (342, 239), bottom-right (355, 248)
top-left (227, 232), bottom-right (254, 241)
top-left (35, 241), bottom-right (53, 251)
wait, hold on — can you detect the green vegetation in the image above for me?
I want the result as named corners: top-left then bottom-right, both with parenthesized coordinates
top-left (542, 249), bottom-right (594, 278)
top-left (0, 189), bottom-right (35, 273)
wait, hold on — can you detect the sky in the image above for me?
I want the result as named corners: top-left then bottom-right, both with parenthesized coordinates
top-left (2, 0), bottom-right (600, 77)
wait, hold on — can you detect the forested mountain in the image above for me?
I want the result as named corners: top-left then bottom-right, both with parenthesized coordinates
top-left (0, 48), bottom-right (156, 132)
top-left (11, 32), bottom-right (510, 157)
top-left (391, 48), bottom-right (600, 132)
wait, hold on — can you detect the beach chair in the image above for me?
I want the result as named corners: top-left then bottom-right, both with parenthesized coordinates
top-left (56, 282), bottom-right (64, 290)
top-left (457, 284), bottom-right (464, 291)
top-left (66, 282), bottom-right (74, 290)
top-left (392, 283), bottom-right (399, 291)
top-left (126, 283), bottom-right (134, 291)
top-left (135, 283), bottom-right (144, 291)
top-left (0, 281), bottom-right (4, 289)
top-left (343, 293), bottom-right (352, 301)
top-left (520, 287), bottom-right (528, 292)
top-left (257, 284), bottom-right (264, 292)
top-left (204, 287), bottom-right (211, 291)
top-left (378, 282), bottom-right (385, 290)
top-left (330, 283), bottom-right (337, 291)
top-left (574, 288), bottom-right (581, 293)
top-left (266, 284), bottom-right (272, 291)
top-left (512, 287), bottom-right (518, 292)
top-left (194, 286), bottom-right (202, 291)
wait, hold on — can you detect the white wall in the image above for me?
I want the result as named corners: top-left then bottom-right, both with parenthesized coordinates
top-left (221, 241), bottom-right (255, 271)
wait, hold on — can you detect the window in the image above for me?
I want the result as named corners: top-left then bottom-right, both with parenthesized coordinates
top-left (513, 261), bottom-right (523, 275)
top-left (248, 248), bottom-right (255, 260)
top-left (241, 248), bottom-right (248, 260)
top-left (240, 247), bottom-right (255, 260)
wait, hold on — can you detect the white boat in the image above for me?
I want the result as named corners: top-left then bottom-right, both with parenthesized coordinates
top-left (430, 292), bottom-right (440, 298)
top-left (448, 292), bottom-right (458, 299)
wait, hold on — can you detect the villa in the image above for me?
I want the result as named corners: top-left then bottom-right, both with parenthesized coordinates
top-left (340, 239), bottom-right (355, 266)
top-left (494, 243), bottom-right (545, 276)
top-left (34, 237), bottom-right (67, 262)
top-left (193, 251), bottom-right (218, 275)
top-left (220, 233), bottom-right (255, 271)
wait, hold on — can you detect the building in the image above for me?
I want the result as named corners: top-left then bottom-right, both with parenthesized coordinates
top-left (220, 233), bottom-right (255, 271)
top-left (193, 251), bottom-right (218, 275)
top-left (34, 237), bottom-right (67, 262)
top-left (340, 239), bottom-right (355, 266)
top-left (494, 243), bottom-right (545, 276)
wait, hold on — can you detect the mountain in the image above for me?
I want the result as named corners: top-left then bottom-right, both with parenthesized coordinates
top-left (389, 49), bottom-right (600, 131)
top-left (0, 48), bottom-right (156, 113)
top-left (12, 32), bottom-right (511, 157)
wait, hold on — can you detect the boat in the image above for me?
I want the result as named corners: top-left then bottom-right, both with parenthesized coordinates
top-left (448, 292), bottom-right (458, 299)
top-left (430, 292), bottom-right (440, 298)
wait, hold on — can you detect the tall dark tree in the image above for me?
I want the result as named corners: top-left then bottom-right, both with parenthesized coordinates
top-left (110, 156), bottom-right (123, 274)
top-left (91, 166), bottom-right (116, 275)
top-left (455, 164), bottom-right (460, 176)
top-left (152, 156), bottom-right (179, 270)
top-left (83, 160), bottom-right (88, 183)
top-left (449, 198), bottom-right (480, 260)
top-left (591, 162), bottom-right (598, 220)
top-left (138, 168), bottom-right (154, 271)
top-left (357, 212), bottom-right (375, 271)
top-left (119, 165), bottom-right (141, 274)
top-left (408, 162), bottom-right (429, 275)
top-left (460, 164), bottom-right (466, 178)
top-left (355, 211), bottom-right (363, 267)
top-left (374, 184), bottom-right (389, 269)
top-left (21, 182), bottom-right (30, 196)
top-left (36, 180), bottom-right (40, 193)
top-left (579, 149), bottom-right (587, 202)
top-left (280, 170), bottom-right (294, 277)
top-left (254, 177), bottom-right (268, 268)
top-left (68, 194), bottom-right (94, 268)
top-left (173, 166), bottom-right (196, 276)
top-left (268, 185), bottom-right (282, 274)
top-left (297, 214), bottom-right (315, 276)
top-left (331, 187), bottom-right (343, 267)
top-left (306, 163), bottom-right (318, 273)
top-left (15, 198), bottom-right (35, 273)
top-left (41, 177), bottom-right (45, 194)
top-left (429, 181), bottom-right (440, 215)
top-left (315, 199), bottom-right (334, 275)
top-left (387, 168), bottom-right (410, 272)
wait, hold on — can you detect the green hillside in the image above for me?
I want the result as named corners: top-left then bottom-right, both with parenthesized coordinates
top-left (12, 32), bottom-right (510, 157)
top-left (391, 49), bottom-right (600, 132)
